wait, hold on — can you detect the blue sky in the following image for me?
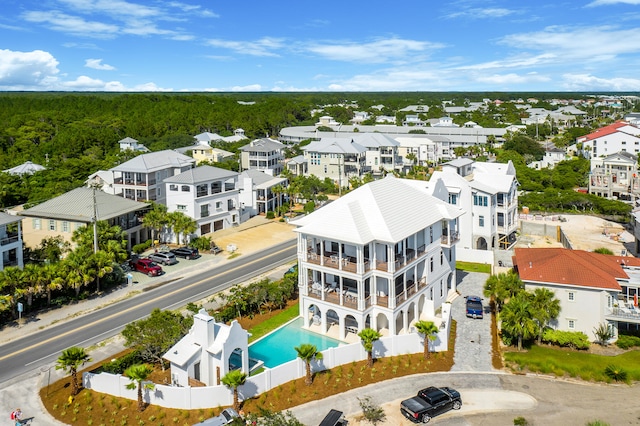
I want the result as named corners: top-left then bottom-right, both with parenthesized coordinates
top-left (3, 0), bottom-right (640, 92)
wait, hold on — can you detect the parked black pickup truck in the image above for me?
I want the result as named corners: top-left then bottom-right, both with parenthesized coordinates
top-left (400, 386), bottom-right (462, 423)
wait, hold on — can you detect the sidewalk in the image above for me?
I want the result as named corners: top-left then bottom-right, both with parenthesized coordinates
top-left (0, 217), bottom-right (297, 425)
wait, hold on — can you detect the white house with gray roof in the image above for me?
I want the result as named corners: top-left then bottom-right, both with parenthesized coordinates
top-left (429, 159), bottom-right (518, 261)
top-left (109, 150), bottom-right (196, 205)
top-left (18, 187), bottom-right (150, 251)
top-left (292, 175), bottom-right (463, 340)
top-left (238, 169), bottom-right (287, 218)
top-left (0, 212), bottom-right (23, 271)
top-left (353, 133), bottom-right (402, 175)
top-left (302, 138), bottom-right (367, 187)
top-left (239, 138), bottom-right (285, 176)
top-left (4, 161), bottom-right (46, 176)
top-left (164, 165), bottom-right (240, 238)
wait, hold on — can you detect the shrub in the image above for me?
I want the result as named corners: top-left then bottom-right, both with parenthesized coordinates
top-left (266, 211), bottom-right (275, 219)
top-left (616, 334), bottom-right (640, 349)
top-left (604, 364), bottom-right (628, 382)
top-left (358, 395), bottom-right (386, 425)
top-left (132, 240), bottom-right (152, 254)
top-left (96, 350), bottom-right (142, 374)
top-left (593, 247), bottom-right (613, 255)
top-left (189, 236), bottom-right (212, 251)
top-left (542, 329), bottom-right (590, 350)
top-left (513, 417), bottom-right (530, 425)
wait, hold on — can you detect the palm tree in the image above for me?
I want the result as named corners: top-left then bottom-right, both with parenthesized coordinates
top-left (484, 271), bottom-right (524, 313)
top-left (18, 263), bottom-right (44, 313)
top-left (124, 364), bottom-right (155, 412)
top-left (414, 320), bottom-right (439, 359)
top-left (91, 250), bottom-right (114, 293)
top-left (221, 369), bottom-right (247, 412)
top-left (0, 266), bottom-right (24, 317)
top-left (358, 328), bottom-right (382, 367)
top-left (295, 343), bottom-right (323, 385)
top-left (169, 211), bottom-right (197, 245)
top-left (64, 249), bottom-right (97, 297)
top-left (500, 293), bottom-right (537, 351)
top-left (42, 262), bottom-right (63, 306)
top-left (55, 346), bottom-right (91, 396)
top-left (530, 288), bottom-right (561, 343)
top-left (142, 203), bottom-right (169, 246)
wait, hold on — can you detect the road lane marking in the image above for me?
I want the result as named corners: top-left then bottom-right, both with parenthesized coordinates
top-left (0, 245), bottom-right (296, 364)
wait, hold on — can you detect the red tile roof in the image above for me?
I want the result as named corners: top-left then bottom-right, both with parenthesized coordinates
top-left (513, 248), bottom-right (625, 291)
top-left (579, 121), bottom-right (628, 142)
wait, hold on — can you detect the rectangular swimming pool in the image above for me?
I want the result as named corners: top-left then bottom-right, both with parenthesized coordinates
top-left (249, 317), bottom-right (343, 368)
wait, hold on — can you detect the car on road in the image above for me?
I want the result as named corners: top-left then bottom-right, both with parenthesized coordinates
top-left (400, 386), bottom-right (462, 423)
top-left (148, 251), bottom-right (179, 265)
top-left (465, 295), bottom-right (484, 319)
top-left (194, 408), bottom-right (238, 425)
top-left (171, 247), bottom-right (200, 259)
top-left (130, 258), bottom-right (163, 276)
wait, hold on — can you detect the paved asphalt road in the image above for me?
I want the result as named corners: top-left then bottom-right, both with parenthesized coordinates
top-left (0, 240), bottom-right (296, 384)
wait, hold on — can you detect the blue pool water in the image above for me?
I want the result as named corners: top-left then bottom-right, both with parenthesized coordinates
top-left (249, 317), bottom-right (342, 368)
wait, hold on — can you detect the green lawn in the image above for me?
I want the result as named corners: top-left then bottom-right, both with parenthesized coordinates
top-left (247, 303), bottom-right (300, 343)
top-left (456, 261), bottom-right (491, 274)
top-left (504, 345), bottom-right (640, 383)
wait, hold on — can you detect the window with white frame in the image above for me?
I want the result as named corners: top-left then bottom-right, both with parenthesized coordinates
top-left (440, 251), bottom-right (443, 265)
top-left (440, 280), bottom-right (444, 297)
top-left (49, 220), bottom-right (56, 231)
top-left (177, 205), bottom-right (187, 211)
top-left (216, 201), bottom-right (222, 211)
top-left (568, 292), bottom-right (575, 301)
top-left (200, 204), bottom-right (209, 218)
top-left (568, 319), bottom-right (575, 329)
top-left (430, 257), bottom-right (434, 272)
top-left (62, 221), bottom-right (70, 232)
top-left (33, 218), bottom-right (41, 230)
top-left (169, 184), bottom-right (178, 191)
top-left (479, 215), bottom-right (485, 227)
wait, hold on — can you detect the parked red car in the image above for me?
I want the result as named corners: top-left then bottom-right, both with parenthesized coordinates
top-left (130, 258), bottom-right (163, 276)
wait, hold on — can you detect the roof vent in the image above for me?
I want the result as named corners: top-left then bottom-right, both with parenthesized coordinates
top-left (529, 261), bottom-right (532, 268)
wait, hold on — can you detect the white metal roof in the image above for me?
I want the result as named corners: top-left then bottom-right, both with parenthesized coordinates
top-left (293, 175), bottom-right (463, 244)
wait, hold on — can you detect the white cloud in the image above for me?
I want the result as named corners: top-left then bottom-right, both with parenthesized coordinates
top-left (445, 7), bottom-right (517, 19)
top-left (587, 0), bottom-right (640, 6)
top-left (23, 10), bottom-right (119, 38)
top-left (58, 0), bottom-right (161, 18)
top-left (499, 25), bottom-right (640, 61)
top-left (561, 73), bottom-right (640, 90)
top-left (305, 38), bottom-right (443, 64)
top-left (0, 49), bottom-right (60, 88)
top-left (457, 54), bottom-right (557, 70)
top-left (205, 38), bottom-right (284, 57)
top-left (475, 72), bottom-right (550, 85)
top-left (85, 58), bottom-right (115, 70)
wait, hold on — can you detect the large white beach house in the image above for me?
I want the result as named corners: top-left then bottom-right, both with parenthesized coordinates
top-left (292, 175), bottom-right (463, 340)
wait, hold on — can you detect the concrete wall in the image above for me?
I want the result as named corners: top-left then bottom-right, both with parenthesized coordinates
top-left (457, 247), bottom-right (494, 265)
top-left (83, 309), bottom-right (451, 410)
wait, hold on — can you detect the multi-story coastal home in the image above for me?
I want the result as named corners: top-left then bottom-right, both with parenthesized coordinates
top-left (109, 150), bottom-right (196, 205)
top-left (18, 187), bottom-right (149, 251)
top-left (238, 169), bottom-right (288, 217)
top-left (514, 247), bottom-right (640, 341)
top-left (239, 138), bottom-right (285, 176)
top-left (292, 175), bottom-right (463, 340)
top-left (164, 166), bottom-right (240, 237)
top-left (430, 159), bottom-right (518, 259)
top-left (0, 212), bottom-right (23, 271)
top-left (588, 151), bottom-right (640, 203)
top-left (302, 138), bottom-right (367, 187)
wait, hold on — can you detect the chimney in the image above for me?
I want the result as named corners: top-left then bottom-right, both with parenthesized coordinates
top-left (529, 261), bottom-right (532, 268)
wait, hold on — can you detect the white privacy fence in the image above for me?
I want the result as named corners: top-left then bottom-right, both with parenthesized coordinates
top-left (83, 310), bottom-right (451, 410)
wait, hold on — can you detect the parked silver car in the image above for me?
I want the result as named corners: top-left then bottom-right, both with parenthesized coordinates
top-left (147, 251), bottom-right (179, 266)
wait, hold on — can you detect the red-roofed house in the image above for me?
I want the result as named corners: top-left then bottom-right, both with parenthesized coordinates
top-left (513, 248), bottom-right (640, 341)
top-left (576, 121), bottom-right (640, 158)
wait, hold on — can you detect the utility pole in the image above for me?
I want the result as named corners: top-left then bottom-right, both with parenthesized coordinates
top-left (92, 185), bottom-right (99, 254)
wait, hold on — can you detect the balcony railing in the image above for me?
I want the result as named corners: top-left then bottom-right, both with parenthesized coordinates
top-left (605, 307), bottom-right (640, 323)
top-left (441, 231), bottom-right (460, 246)
top-left (0, 235), bottom-right (20, 246)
